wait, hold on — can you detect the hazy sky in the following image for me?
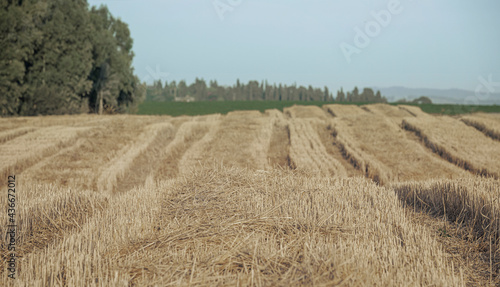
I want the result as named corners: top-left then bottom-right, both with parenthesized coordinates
top-left (87, 0), bottom-right (500, 93)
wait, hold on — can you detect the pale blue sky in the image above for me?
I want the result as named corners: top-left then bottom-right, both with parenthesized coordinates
top-left (88, 0), bottom-right (500, 93)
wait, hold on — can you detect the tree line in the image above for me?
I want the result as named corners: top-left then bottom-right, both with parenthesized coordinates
top-left (146, 79), bottom-right (387, 103)
top-left (335, 87), bottom-right (387, 103)
top-left (0, 0), bottom-right (144, 116)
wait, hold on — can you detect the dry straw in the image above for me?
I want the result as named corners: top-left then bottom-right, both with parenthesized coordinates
top-left (2, 106), bottom-right (499, 285)
top-left (461, 113), bottom-right (500, 141)
top-left (401, 118), bottom-right (500, 179)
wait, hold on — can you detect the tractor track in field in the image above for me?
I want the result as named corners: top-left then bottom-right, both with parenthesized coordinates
top-left (267, 120), bottom-right (295, 170)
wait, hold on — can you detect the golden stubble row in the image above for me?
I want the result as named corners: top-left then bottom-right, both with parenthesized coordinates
top-left (401, 116), bottom-right (500, 178)
top-left (3, 165), bottom-right (464, 286)
top-left (460, 113), bottom-right (500, 142)
top-left (287, 118), bottom-right (347, 177)
top-left (97, 122), bottom-right (175, 193)
top-left (178, 111), bottom-right (273, 171)
top-left (326, 105), bottom-right (469, 183)
top-left (18, 116), bottom-right (167, 192)
top-left (0, 126), bottom-right (93, 181)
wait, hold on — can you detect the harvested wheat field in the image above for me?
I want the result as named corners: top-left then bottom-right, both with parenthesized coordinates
top-left (460, 113), bottom-right (500, 142)
top-left (402, 114), bottom-right (500, 178)
top-left (1, 104), bottom-right (499, 286)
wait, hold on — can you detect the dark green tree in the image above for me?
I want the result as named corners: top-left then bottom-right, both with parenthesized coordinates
top-left (336, 88), bottom-right (345, 102)
top-left (346, 91), bottom-right (352, 102)
top-left (352, 86), bottom-right (359, 102)
top-left (361, 88), bottom-right (374, 102)
top-left (0, 0), bottom-right (43, 115)
top-left (177, 80), bottom-right (187, 98)
top-left (0, 1), bottom-right (143, 116)
top-left (87, 5), bottom-right (142, 114)
top-left (18, 0), bottom-right (94, 115)
top-left (323, 86), bottom-right (330, 101)
top-left (188, 78), bottom-right (207, 101)
top-left (412, 96), bottom-right (432, 104)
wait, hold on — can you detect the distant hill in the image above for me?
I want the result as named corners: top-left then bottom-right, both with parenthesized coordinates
top-left (375, 86), bottom-right (500, 105)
